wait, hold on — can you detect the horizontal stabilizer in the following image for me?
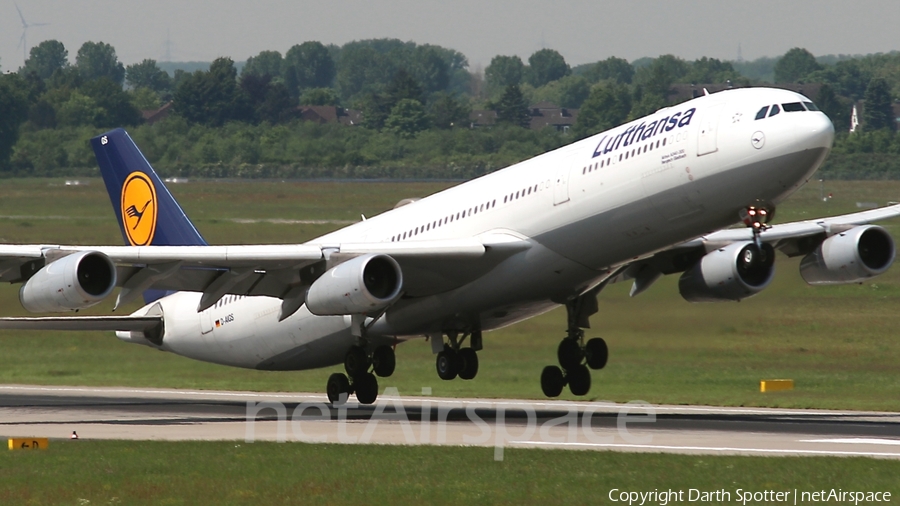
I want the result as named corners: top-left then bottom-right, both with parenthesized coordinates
top-left (0, 316), bottom-right (162, 332)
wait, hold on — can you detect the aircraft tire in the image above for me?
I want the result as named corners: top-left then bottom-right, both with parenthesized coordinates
top-left (327, 373), bottom-right (351, 404)
top-left (372, 345), bottom-right (396, 377)
top-left (541, 366), bottom-right (565, 397)
top-left (457, 348), bottom-right (479, 380)
top-left (557, 338), bottom-right (584, 370)
top-left (436, 348), bottom-right (458, 380)
top-left (355, 372), bottom-right (379, 405)
top-left (344, 345), bottom-right (369, 377)
top-left (567, 364), bottom-right (591, 396)
top-left (585, 338), bottom-right (608, 370)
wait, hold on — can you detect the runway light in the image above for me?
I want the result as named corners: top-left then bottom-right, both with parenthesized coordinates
top-left (8, 438), bottom-right (49, 450)
top-left (760, 379), bottom-right (794, 392)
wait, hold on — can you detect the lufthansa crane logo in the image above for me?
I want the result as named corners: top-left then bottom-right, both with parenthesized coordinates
top-left (121, 172), bottom-right (158, 246)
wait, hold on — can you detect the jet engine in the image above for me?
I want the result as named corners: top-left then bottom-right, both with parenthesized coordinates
top-left (800, 225), bottom-right (895, 285)
top-left (306, 253), bottom-right (403, 315)
top-left (19, 251), bottom-right (117, 313)
top-left (678, 241), bottom-right (775, 302)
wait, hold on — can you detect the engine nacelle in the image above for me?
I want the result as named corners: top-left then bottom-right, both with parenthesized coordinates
top-left (679, 241), bottom-right (775, 302)
top-left (19, 251), bottom-right (117, 313)
top-left (306, 254), bottom-right (403, 316)
top-left (800, 225), bottom-right (895, 285)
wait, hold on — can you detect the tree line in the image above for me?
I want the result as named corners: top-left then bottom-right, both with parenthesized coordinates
top-left (3, 40), bottom-right (900, 178)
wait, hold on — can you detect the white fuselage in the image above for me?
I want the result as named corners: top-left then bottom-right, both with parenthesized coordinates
top-left (126, 88), bottom-right (835, 371)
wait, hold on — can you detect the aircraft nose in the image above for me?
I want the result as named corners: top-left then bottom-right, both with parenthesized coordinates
top-left (803, 112), bottom-right (835, 150)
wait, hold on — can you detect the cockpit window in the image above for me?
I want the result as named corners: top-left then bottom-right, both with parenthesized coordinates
top-left (782, 102), bottom-right (805, 112)
top-left (768, 104), bottom-right (781, 117)
top-left (803, 101), bottom-right (820, 111)
top-left (755, 106), bottom-right (770, 120)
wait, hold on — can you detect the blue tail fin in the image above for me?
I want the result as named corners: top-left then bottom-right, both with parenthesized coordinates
top-left (92, 129), bottom-right (207, 304)
top-left (91, 128), bottom-right (207, 248)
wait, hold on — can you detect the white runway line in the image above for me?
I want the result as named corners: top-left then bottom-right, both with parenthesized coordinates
top-left (800, 438), bottom-right (900, 446)
top-left (510, 440), bottom-right (900, 458)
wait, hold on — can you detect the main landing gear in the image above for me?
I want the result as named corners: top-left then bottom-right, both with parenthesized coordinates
top-left (434, 330), bottom-right (481, 381)
top-left (540, 299), bottom-right (608, 398)
top-left (327, 344), bottom-right (396, 405)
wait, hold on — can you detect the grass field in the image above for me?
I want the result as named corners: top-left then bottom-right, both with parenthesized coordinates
top-left (1, 441), bottom-right (898, 505)
top-left (1, 179), bottom-right (900, 410)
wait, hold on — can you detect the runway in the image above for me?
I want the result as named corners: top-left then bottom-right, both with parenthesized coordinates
top-left (2, 384), bottom-right (899, 459)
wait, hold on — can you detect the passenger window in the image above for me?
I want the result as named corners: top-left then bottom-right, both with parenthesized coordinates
top-left (755, 106), bottom-right (769, 120)
top-left (803, 101), bottom-right (820, 111)
top-left (782, 102), bottom-right (804, 112)
top-left (769, 104), bottom-right (780, 117)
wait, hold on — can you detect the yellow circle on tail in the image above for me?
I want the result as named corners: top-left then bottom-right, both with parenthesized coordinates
top-left (121, 172), bottom-right (158, 246)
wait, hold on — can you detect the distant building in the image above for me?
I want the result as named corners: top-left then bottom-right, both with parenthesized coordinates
top-left (469, 102), bottom-right (578, 132)
top-left (141, 101), bottom-right (173, 125)
top-left (297, 106), bottom-right (362, 126)
top-left (848, 101), bottom-right (900, 132)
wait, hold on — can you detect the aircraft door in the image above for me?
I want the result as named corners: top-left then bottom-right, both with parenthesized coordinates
top-left (200, 308), bottom-right (214, 334)
top-left (553, 153), bottom-right (575, 205)
top-left (697, 103), bottom-right (724, 156)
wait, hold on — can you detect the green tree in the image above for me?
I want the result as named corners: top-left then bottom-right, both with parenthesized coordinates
top-left (284, 42), bottom-right (336, 94)
top-left (299, 88), bottom-right (340, 106)
top-left (495, 85), bottom-right (531, 128)
top-left (862, 77), bottom-right (894, 131)
top-left (684, 57), bottom-right (740, 84)
top-left (527, 49), bottom-right (570, 87)
top-left (410, 46), bottom-right (450, 94)
top-left (174, 57), bottom-right (251, 126)
top-left (429, 92), bottom-right (470, 129)
top-left (386, 69), bottom-right (424, 105)
top-left (81, 77), bottom-right (142, 127)
top-left (385, 98), bottom-right (430, 137)
top-left (583, 56), bottom-right (634, 84)
top-left (633, 55), bottom-right (688, 97)
top-left (335, 44), bottom-right (393, 100)
top-left (75, 41), bottom-right (126, 85)
top-left (485, 55), bottom-right (525, 89)
top-left (0, 74), bottom-right (30, 171)
top-left (573, 83), bottom-right (631, 138)
top-left (126, 59), bottom-right (172, 94)
top-left (774, 47), bottom-right (822, 83)
top-left (815, 84), bottom-right (850, 131)
top-left (239, 73), bottom-right (295, 124)
top-left (242, 50), bottom-right (283, 78)
top-left (21, 40), bottom-right (68, 80)
top-left (558, 75), bottom-right (590, 108)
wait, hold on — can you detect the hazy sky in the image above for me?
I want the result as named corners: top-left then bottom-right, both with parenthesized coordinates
top-left (4, 0), bottom-right (900, 71)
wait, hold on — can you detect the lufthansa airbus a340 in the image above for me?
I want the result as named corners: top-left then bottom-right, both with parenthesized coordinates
top-left (2, 87), bottom-right (898, 404)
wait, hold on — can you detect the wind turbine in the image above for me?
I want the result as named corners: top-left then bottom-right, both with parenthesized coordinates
top-left (15, 2), bottom-right (49, 64)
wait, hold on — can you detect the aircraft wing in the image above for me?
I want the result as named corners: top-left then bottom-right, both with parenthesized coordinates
top-left (0, 232), bottom-right (530, 310)
top-left (605, 203), bottom-right (900, 294)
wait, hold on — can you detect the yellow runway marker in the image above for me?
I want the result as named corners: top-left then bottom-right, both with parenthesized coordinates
top-left (760, 379), bottom-right (794, 392)
top-left (8, 438), bottom-right (49, 450)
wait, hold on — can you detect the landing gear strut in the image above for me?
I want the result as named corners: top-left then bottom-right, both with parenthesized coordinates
top-left (541, 299), bottom-right (608, 398)
top-left (434, 330), bottom-right (481, 381)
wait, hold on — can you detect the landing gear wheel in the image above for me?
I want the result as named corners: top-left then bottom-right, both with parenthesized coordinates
top-left (585, 338), bottom-right (608, 370)
top-left (457, 348), bottom-right (479, 380)
top-left (541, 366), bottom-right (565, 397)
top-left (326, 373), bottom-right (351, 404)
top-left (344, 345), bottom-right (369, 377)
top-left (557, 338), bottom-right (584, 370)
top-left (372, 345), bottom-right (396, 377)
top-left (567, 364), bottom-right (591, 396)
top-left (354, 372), bottom-right (379, 405)
top-left (436, 348), bottom-right (459, 380)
